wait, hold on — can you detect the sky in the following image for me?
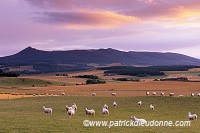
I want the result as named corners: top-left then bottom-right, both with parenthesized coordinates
top-left (1, 0), bottom-right (200, 58)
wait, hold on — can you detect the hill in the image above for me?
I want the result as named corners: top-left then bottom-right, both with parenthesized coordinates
top-left (0, 47), bottom-right (200, 66)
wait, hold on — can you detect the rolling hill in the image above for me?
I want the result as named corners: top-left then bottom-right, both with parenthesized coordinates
top-left (0, 46), bottom-right (200, 66)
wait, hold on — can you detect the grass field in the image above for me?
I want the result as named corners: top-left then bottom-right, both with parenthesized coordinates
top-left (0, 96), bottom-right (199, 133)
top-left (0, 77), bottom-right (74, 87)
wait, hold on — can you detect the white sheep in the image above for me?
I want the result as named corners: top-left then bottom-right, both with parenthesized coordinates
top-left (130, 116), bottom-right (147, 124)
top-left (152, 92), bottom-right (156, 96)
top-left (101, 107), bottom-right (109, 117)
top-left (104, 104), bottom-right (108, 109)
top-left (42, 106), bottom-right (52, 114)
top-left (72, 103), bottom-right (77, 111)
top-left (61, 92), bottom-right (65, 96)
top-left (111, 93), bottom-right (117, 96)
top-left (66, 105), bottom-right (74, 111)
top-left (160, 92), bottom-right (164, 96)
top-left (188, 112), bottom-right (197, 120)
top-left (67, 109), bottom-right (75, 117)
top-left (146, 91), bottom-right (150, 96)
top-left (113, 101), bottom-right (117, 108)
top-left (191, 93), bottom-right (194, 97)
top-left (150, 104), bottom-right (154, 111)
top-left (169, 93), bottom-right (174, 97)
top-left (197, 93), bottom-right (200, 97)
top-left (91, 93), bottom-right (96, 96)
top-left (137, 101), bottom-right (142, 106)
top-left (85, 108), bottom-right (95, 117)
top-left (178, 94), bottom-right (184, 97)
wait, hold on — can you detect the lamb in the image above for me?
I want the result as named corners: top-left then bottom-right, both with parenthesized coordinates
top-left (169, 93), bottom-right (175, 97)
top-left (191, 93), bottom-right (194, 97)
top-left (72, 103), bottom-right (77, 111)
top-left (130, 116), bottom-right (147, 124)
top-left (137, 101), bottom-right (142, 106)
top-left (101, 107), bottom-right (109, 117)
top-left (111, 93), bottom-right (117, 96)
top-left (150, 104), bottom-right (154, 111)
top-left (197, 93), bottom-right (200, 97)
top-left (160, 92), bottom-right (164, 96)
top-left (104, 104), bottom-right (108, 109)
top-left (146, 91), bottom-right (150, 96)
top-left (85, 108), bottom-right (95, 117)
top-left (91, 93), bottom-right (96, 96)
top-left (42, 106), bottom-right (52, 114)
top-left (188, 112), bottom-right (197, 120)
top-left (152, 92), bottom-right (156, 96)
top-left (113, 101), bottom-right (117, 108)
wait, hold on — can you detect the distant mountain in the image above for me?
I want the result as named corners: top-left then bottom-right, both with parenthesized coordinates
top-left (0, 46), bottom-right (200, 66)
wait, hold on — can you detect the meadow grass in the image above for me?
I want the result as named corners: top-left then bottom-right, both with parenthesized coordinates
top-left (0, 96), bottom-right (200, 133)
top-left (0, 78), bottom-right (74, 87)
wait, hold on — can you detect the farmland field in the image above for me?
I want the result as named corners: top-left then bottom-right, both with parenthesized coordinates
top-left (1, 69), bottom-right (200, 132)
top-left (0, 96), bottom-right (200, 133)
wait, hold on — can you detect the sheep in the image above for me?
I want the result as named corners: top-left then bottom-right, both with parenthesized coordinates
top-left (146, 91), bottom-right (150, 96)
top-left (191, 93), bottom-right (194, 97)
top-left (137, 101), bottom-right (142, 106)
top-left (150, 104), bottom-right (154, 111)
top-left (197, 93), bottom-right (200, 97)
top-left (178, 94), bottom-right (184, 97)
top-left (67, 109), bottom-right (75, 117)
top-left (72, 103), bottom-right (77, 111)
top-left (160, 92), bottom-right (164, 96)
top-left (113, 101), bottom-right (117, 108)
top-left (130, 116), bottom-right (147, 124)
top-left (169, 93), bottom-right (175, 97)
top-left (152, 92), bottom-right (156, 96)
top-left (111, 93), bottom-right (117, 96)
top-left (42, 106), bottom-right (52, 114)
top-left (104, 104), bottom-right (108, 109)
top-left (188, 112), bottom-right (197, 121)
top-left (91, 93), bottom-right (96, 96)
top-left (85, 108), bottom-right (95, 117)
top-left (66, 105), bottom-right (74, 111)
top-left (101, 107), bottom-right (109, 117)
top-left (61, 92), bottom-right (65, 96)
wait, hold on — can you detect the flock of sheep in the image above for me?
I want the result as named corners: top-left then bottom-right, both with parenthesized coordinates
top-left (42, 91), bottom-right (198, 123)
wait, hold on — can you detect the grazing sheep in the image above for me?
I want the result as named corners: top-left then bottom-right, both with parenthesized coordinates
top-left (66, 105), bottom-right (74, 111)
top-left (67, 109), bottom-right (75, 117)
top-left (72, 103), bottom-right (77, 111)
top-left (152, 92), bottom-right (156, 96)
top-left (61, 92), bottom-right (65, 96)
top-left (160, 92), bottom-right (164, 96)
top-left (85, 108), bottom-right (95, 117)
top-left (146, 91), bottom-right (150, 96)
top-left (191, 93), bottom-right (194, 97)
top-left (42, 106), bottom-right (52, 114)
top-left (130, 116), bottom-right (147, 124)
top-left (104, 104), bottom-right (108, 109)
top-left (169, 93), bottom-right (175, 97)
top-left (188, 112), bottom-right (197, 120)
top-left (150, 104), bottom-right (154, 111)
top-left (91, 93), bottom-right (96, 96)
top-left (113, 101), bottom-right (117, 108)
top-left (137, 101), bottom-right (142, 106)
top-left (111, 93), bottom-right (117, 96)
top-left (178, 94), bottom-right (184, 97)
top-left (197, 93), bottom-right (200, 97)
top-left (101, 107), bottom-right (109, 117)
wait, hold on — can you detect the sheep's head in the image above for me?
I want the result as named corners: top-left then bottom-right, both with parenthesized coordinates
top-left (130, 116), bottom-right (136, 120)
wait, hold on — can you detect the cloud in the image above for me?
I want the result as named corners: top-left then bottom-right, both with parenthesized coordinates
top-left (34, 11), bottom-right (140, 29)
